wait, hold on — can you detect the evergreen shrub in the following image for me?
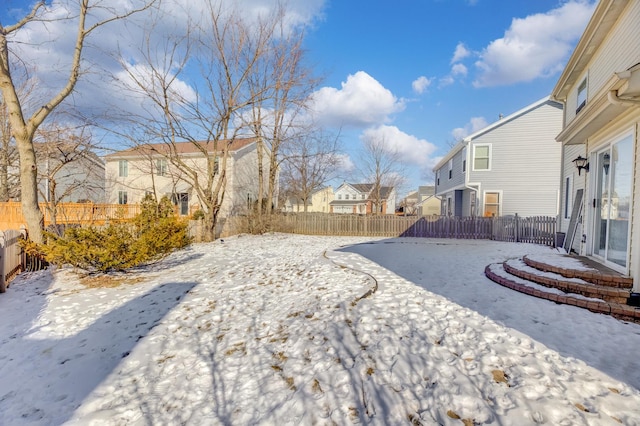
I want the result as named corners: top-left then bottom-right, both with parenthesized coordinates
top-left (43, 195), bottom-right (191, 272)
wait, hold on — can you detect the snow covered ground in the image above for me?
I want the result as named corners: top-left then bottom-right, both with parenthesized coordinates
top-left (1, 234), bottom-right (640, 425)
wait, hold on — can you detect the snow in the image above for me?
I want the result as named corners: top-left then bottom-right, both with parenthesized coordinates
top-left (2, 234), bottom-right (640, 425)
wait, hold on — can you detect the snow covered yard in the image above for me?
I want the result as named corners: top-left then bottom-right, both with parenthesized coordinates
top-left (1, 234), bottom-right (640, 425)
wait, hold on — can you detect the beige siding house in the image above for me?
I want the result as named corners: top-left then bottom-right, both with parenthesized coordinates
top-left (551, 0), bottom-right (640, 296)
top-left (105, 138), bottom-right (267, 217)
top-left (283, 186), bottom-right (334, 213)
top-left (434, 97), bottom-right (563, 218)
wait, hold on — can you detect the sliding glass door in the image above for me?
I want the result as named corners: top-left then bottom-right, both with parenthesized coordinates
top-left (592, 135), bottom-right (633, 269)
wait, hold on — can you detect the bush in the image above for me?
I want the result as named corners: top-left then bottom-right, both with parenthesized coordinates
top-left (42, 195), bottom-right (191, 272)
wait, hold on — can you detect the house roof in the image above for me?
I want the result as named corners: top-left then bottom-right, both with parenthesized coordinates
top-left (551, 0), bottom-right (629, 101)
top-left (433, 97), bottom-right (561, 171)
top-left (105, 137), bottom-right (258, 159)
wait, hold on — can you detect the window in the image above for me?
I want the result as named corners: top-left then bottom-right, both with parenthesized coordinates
top-left (448, 159), bottom-right (453, 179)
top-left (473, 145), bottom-right (490, 170)
top-left (436, 170), bottom-right (440, 186)
top-left (462, 148), bottom-right (466, 172)
top-left (345, 194), bottom-right (350, 200)
top-left (576, 78), bottom-right (587, 114)
top-left (361, 194), bottom-right (366, 200)
top-left (338, 194), bottom-right (342, 200)
top-left (118, 160), bottom-right (128, 177)
top-left (484, 192), bottom-right (500, 217)
top-left (172, 192), bottom-right (189, 215)
top-left (118, 190), bottom-right (128, 205)
top-left (156, 159), bottom-right (167, 176)
top-left (564, 176), bottom-right (572, 219)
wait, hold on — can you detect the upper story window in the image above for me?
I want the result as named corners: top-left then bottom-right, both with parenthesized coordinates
top-left (361, 194), bottom-right (366, 200)
top-left (462, 148), bottom-right (467, 172)
top-left (338, 194), bottom-right (342, 200)
top-left (473, 144), bottom-right (491, 170)
top-left (156, 159), bottom-right (167, 176)
top-left (118, 160), bottom-right (128, 177)
top-left (345, 194), bottom-right (350, 200)
top-left (448, 159), bottom-right (453, 179)
top-left (576, 78), bottom-right (587, 114)
top-left (436, 170), bottom-right (440, 186)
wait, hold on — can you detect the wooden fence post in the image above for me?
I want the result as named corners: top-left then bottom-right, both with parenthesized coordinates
top-left (0, 230), bottom-right (6, 293)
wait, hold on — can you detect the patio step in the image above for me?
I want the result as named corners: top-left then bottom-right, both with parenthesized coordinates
top-left (522, 254), bottom-right (633, 289)
top-left (485, 260), bottom-right (640, 324)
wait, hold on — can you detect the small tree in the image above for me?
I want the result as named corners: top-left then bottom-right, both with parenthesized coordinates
top-left (358, 134), bottom-right (406, 215)
top-left (280, 129), bottom-right (341, 212)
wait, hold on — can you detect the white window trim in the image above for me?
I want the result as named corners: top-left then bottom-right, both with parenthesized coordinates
top-left (576, 76), bottom-right (587, 114)
top-left (482, 189), bottom-right (502, 217)
top-left (472, 143), bottom-right (492, 171)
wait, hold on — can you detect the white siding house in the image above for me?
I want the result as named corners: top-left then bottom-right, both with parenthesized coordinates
top-left (105, 138), bottom-right (268, 218)
top-left (434, 97), bottom-right (563, 218)
top-left (551, 0), bottom-right (640, 293)
top-left (330, 183), bottom-right (396, 215)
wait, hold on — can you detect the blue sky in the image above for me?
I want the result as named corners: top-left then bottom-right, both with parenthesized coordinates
top-left (2, 0), bottom-right (597, 195)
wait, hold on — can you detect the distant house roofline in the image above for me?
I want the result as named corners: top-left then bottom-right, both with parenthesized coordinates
top-left (105, 137), bottom-right (258, 159)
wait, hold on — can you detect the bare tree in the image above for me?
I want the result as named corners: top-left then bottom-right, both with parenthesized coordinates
top-left (358, 134), bottom-right (406, 215)
top-left (280, 129), bottom-right (341, 212)
top-left (0, 0), bottom-right (156, 243)
top-left (0, 93), bottom-right (18, 201)
top-left (118, 4), bottom-right (286, 240)
top-left (246, 9), bottom-right (318, 219)
top-left (34, 124), bottom-right (103, 230)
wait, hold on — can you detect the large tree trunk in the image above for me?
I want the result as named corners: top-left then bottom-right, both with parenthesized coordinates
top-left (16, 134), bottom-right (44, 242)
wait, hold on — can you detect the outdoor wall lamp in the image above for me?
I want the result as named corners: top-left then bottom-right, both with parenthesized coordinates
top-left (603, 152), bottom-right (610, 175)
top-left (573, 155), bottom-right (589, 175)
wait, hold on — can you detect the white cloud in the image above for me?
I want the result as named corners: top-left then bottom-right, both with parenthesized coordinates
top-left (451, 42), bottom-right (471, 64)
top-left (473, 0), bottom-right (596, 87)
top-left (5, 0), bottom-right (327, 120)
top-left (438, 75), bottom-right (455, 88)
top-left (451, 63), bottom-right (468, 77)
top-left (310, 71), bottom-right (405, 127)
top-left (412, 76), bottom-right (432, 94)
top-left (359, 125), bottom-right (438, 168)
top-left (451, 117), bottom-right (488, 141)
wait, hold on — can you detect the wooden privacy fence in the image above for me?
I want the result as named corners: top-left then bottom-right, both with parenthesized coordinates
top-left (264, 213), bottom-right (557, 246)
top-left (0, 201), bottom-right (142, 231)
top-left (0, 228), bottom-right (27, 293)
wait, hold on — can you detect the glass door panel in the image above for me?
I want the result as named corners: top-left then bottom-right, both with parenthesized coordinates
top-left (592, 135), bottom-right (633, 269)
top-left (606, 136), bottom-right (632, 267)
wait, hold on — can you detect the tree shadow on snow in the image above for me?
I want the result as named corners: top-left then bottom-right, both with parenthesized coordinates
top-left (337, 237), bottom-right (640, 390)
top-left (0, 271), bottom-right (196, 425)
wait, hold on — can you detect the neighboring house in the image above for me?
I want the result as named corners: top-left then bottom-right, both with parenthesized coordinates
top-left (550, 0), bottom-right (640, 289)
top-left (35, 142), bottom-right (105, 203)
top-left (105, 138), bottom-right (268, 217)
top-left (330, 183), bottom-right (396, 215)
top-left (397, 190), bottom-right (418, 215)
top-left (283, 186), bottom-right (334, 213)
top-left (433, 97), bottom-right (563, 218)
top-left (415, 185), bottom-right (441, 216)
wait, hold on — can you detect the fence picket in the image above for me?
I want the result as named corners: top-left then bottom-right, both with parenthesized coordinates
top-left (259, 214), bottom-right (556, 246)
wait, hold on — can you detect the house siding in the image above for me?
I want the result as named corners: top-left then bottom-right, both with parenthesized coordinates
top-left (468, 101), bottom-right (563, 217)
top-left (566, 2), bottom-right (640, 125)
top-left (435, 148), bottom-right (466, 194)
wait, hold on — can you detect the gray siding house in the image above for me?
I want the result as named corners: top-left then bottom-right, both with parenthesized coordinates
top-left (434, 97), bottom-right (563, 217)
